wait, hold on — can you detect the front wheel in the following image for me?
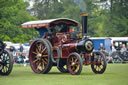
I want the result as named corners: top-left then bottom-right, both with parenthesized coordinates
top-left (67, 52), bottom-right (83, 75)
top-left (0, 50), bottom-right (13, 75)
top-left (91, 51), bottom-right (107, 74)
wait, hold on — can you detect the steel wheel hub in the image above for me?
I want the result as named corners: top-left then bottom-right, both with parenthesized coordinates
top-left (71, 62), bottom-right (75, 66)
top-left (37, 53), bottom-right (42, 58)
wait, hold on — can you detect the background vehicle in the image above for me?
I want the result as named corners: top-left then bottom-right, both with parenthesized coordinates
top-left (91, 38), bottom-right (112, 63)
top-left (111, 40), bottom-right (128, 63)
top-left (21, 13), bottom-right (107, 75)
top-left (91, 37), bottom-right (112, 52)
top-left (0, 40), bottom-right (13, 75)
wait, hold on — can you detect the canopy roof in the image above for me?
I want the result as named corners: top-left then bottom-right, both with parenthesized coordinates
top-left (21, 18), bottom-right (78, 29)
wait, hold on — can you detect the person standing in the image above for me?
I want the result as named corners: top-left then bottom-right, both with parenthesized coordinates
top-left (9, 45), bottom-right (16, 59)
top-left (9, 46), bottom-right (15, 52)
top-left (111, 43), bottom-right (116, 52)
top-left (19, 43), bottom-right (24, 53)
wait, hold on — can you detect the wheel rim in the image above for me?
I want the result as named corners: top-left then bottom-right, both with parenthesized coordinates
top-left (93, 52), bottom-right (106, 72)
top-left (29, 41), bottom-right (49, 73)
top-left (0, 51), bottom-right (11, 74)
top-left (67, 55), bottom-right (81, 75)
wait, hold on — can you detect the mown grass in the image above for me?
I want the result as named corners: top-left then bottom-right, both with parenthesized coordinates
top-left (0, 64), bottom-right (128, 85)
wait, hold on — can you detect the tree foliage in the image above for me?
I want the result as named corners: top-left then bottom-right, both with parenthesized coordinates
top-left (90, 0), bottom-right (128, 37)
top-left (0, 0), bottom-right (37, 43)
top-left (30, 0), bottom-right (128, 37)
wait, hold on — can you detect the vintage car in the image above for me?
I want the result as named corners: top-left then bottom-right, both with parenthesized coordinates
top-left (21, 13), bottom-right (107, 75)
top-left (0, 40), bottom-right (13, 75)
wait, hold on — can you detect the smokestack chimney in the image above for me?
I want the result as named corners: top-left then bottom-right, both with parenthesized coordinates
top-left (80, 13), bottom-right (88, 35)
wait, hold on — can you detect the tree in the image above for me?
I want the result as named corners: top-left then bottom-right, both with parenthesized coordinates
top-left (22, 0), bottom-right (128, 37)
top-left (0, 0), bottom-right (37, 43)
top-left (97, 0), bottom-right (128, 37)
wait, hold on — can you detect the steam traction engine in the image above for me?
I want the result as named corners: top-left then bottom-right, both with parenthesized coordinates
top-left (21, 13), bottom-right (107, 75)
top-left (0, 40), bottom-right (13, 75)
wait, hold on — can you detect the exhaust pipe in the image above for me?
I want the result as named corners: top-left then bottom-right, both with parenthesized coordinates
top-left (80, 13), bottom-right (88, 35)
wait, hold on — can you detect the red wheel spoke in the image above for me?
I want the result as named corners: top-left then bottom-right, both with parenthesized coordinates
top-left (42, 62), bottom-right (45, 70)
top-left (72, 66), bottom-right (75, 71)
top-left (71, 57), bottom-right (74, 62)
top-left (36, 48), bottom-right (39, 54)
top-left (34, 56), bottom-right (38, 58)
top-left (101, 61), bottom-right (104, 65)
top-left (35, 61), bottom-right (40, 66)
top-left (36, 43), bottom-right (40, 52)
top-left (95, 65), bottom-right (98, 69)
top-left (75, 66), bottom-right (79, 72)
top-left (74, 58), bottom-right (78, 63)
top-left (39, 44), bottom-right (42, 52)
top-left (36, 62), bottom-right (41, 70)
top-left (5, 66), bottom-right (8, 72)
top-left (44, 50), bottom-right (48, 54)
top-left (98, 66), bottom-right (101, 71)
top-left (42, 55), bottom-right (48, 57)
top-left (42, 59), bottom-right (47, 64)
top-left (44, 58), bottom-right (48, 61)
top-left (100, 65), bottom-right (103, 69)
top-left (75, 62), bottom-right (79, 66)
top-left (33, 58), bottom-right (39, 63)
top-left (97, 67), bottom-right (99, 71)
top-left (41, 47), bottom-right (46, 54)
top-left (32, 51), bottom-right (38, 55)
top-left (39, 43), bottom-right (45, 52)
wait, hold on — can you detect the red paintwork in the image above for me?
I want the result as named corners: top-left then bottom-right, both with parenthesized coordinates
top-left (49, 32), bottom-right (94, 65)
top-left (47, 32), bottom-right (94, 65)
top-left (48, 33), bottom-right (78, 58)
top-left (21, 24), bottom-right (49, 28)
top-left (83, 53), bottom-right (92, 65)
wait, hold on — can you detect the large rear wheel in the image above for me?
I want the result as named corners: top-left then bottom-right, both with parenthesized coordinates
top-left (0, 50), bottom-right (13, 75)
top-left (91, 51), bottom-right (107, 74)
top-left (29, 39), bottom-right (52, 74)
top-left (67, 52), bottom-right (83, 75)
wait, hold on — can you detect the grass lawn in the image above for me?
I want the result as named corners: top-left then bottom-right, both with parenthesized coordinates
top-left (0, 64), bottom-right (128, 85)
